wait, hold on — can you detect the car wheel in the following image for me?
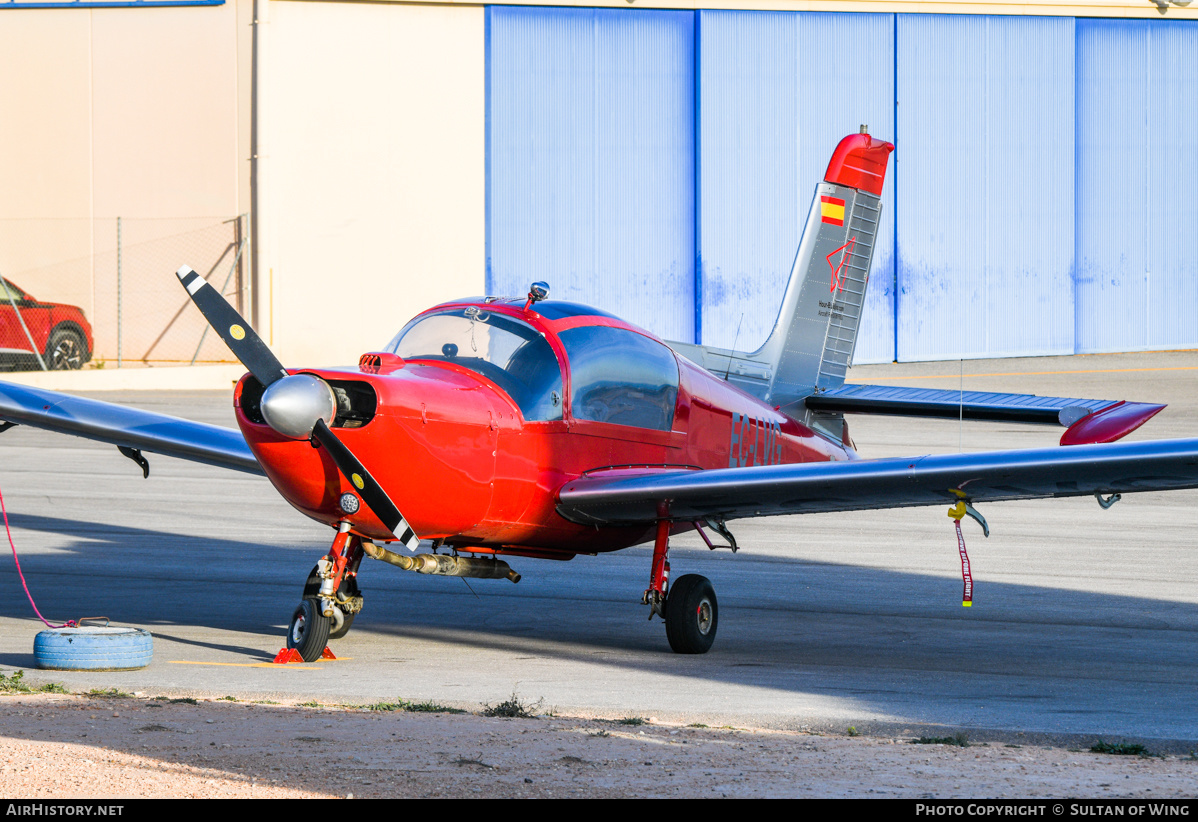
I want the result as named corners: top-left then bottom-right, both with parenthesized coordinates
top-left (46, 328), bottom-right (87, 370)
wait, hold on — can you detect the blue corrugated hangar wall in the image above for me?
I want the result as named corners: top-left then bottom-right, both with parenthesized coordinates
top-left (486, 8), bottom-right (1198, 363)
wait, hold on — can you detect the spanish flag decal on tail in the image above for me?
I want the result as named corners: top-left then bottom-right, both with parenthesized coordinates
top-left (820, 196), bottom-right (845, 226)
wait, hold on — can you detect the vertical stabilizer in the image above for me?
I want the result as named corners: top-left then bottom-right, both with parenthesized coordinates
top-left (668, 131), bottom-right (893, 423)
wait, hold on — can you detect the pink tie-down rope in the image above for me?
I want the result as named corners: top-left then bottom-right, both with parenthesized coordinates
top-left (0, 484), bottom-right (75, 629)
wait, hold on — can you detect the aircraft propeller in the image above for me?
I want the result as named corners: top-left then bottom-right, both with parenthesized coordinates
top-left (175, 266), bottom-right (421, 550)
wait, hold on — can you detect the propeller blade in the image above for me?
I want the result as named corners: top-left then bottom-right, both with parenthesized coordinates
top-left (176, 264), bottom-right (420, 549)
top-left (311, 419), bottom-right (421, 551)
top-left (175, 266), bottom-right (288, 387)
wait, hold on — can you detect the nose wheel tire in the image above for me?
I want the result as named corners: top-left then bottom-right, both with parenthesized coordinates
top-left (287, 598), bottom-right (331, 662)
top-left (664, 574), bottom-right (718, 654)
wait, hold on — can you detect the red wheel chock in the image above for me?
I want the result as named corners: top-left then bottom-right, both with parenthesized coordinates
top-left (272, 646), bottom-right (337, 664)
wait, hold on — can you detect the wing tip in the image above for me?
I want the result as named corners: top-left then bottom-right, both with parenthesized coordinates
top-left (1060, 401), bottom-right (1167, 446)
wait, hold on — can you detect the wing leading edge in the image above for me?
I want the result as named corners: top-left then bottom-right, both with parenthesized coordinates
top-left (0, 380), bottom-right (262, 475)
top-left (556, 437), bottom-right (1198, 525)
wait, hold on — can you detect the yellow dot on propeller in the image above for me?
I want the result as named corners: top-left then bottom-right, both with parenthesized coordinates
top-left (352, 474), bottom-right (365, 490)
top-left (229, 324), bottom-right (246, 341)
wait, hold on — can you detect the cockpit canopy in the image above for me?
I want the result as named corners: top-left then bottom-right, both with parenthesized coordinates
top-left (387, 309), bottom-right (564, 421)
top-left (387, 305), bottom-right (679, 431)
top-left (556, 325), bottom-right (678, 431)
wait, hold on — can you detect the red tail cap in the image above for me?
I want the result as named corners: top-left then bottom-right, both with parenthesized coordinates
top-left (824, 133), bottom-right (894, 196)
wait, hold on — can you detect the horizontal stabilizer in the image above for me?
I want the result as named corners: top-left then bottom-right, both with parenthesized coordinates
top-left (0, 381), bottom-right (262, 475)
top-left (806, 384), bottom-right (1164, 445)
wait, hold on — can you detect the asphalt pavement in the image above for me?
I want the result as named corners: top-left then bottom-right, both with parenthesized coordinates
top-left (2, 350), bottom-right (1198, 748)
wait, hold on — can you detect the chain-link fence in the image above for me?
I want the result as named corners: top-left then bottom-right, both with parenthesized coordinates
top-left (0, 216), bottom-right (249, 370)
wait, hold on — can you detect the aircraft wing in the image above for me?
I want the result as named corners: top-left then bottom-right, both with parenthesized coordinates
top-left (0, 380), bottom-right (262, 476)
top-left (555, 437), bottom-right (1198, 525)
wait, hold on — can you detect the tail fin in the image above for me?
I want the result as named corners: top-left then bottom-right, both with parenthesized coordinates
top-left (669, 131), bottom-right (893, 417)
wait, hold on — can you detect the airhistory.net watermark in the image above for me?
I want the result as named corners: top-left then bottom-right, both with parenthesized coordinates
top-left (5, 806), bottom-right (123, 817)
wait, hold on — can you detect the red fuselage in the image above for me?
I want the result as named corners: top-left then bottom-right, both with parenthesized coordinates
top-left (234, 299), bottom-right (852, 559)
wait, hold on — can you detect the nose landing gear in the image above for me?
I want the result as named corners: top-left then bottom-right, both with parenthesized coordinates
top-left (287, 522), bottom-right (366, 662)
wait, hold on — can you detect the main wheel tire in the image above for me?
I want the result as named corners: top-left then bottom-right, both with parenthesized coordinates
top-left (34, 627), bottom-right (153, 671)
top-left (664, 574), bottom-right (718, 654)
top-left (46, 328), bottom-right (87, 370)
top-left (287, 598), bottom-right (331, 662)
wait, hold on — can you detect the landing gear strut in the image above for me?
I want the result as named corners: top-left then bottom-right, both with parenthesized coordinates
top-left (643, 519), bottom-right (719, 654)
top-left (303, 562), bottom-right (363, 640)
top-left (288, 521), bottom-right (366, 661)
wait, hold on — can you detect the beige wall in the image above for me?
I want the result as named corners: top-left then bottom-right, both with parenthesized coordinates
top-left (0, 11), bottom-right (96, 314)
top-left (0, 2), bottom-right (250, 363)
top-left (260, 0), bottom-right (486, 365)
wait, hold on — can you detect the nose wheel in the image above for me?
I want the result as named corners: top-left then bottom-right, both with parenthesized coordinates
top-left (287, 598), bottom-right (331, 662)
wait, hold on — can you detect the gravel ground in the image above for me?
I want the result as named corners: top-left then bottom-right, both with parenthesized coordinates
top-left (1, 691), bottom-right (1197, 799)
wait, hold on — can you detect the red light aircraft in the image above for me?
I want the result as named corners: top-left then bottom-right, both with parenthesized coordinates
top-left (2, 131), bottom-right (1196, 661)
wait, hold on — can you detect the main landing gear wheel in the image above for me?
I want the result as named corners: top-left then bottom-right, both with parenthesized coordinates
top-left (287, 599), bottom-right (331, 662)
top-left (665, 574), bottom-right (718, 654)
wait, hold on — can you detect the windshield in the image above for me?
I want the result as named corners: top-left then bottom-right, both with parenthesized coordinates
top-left (387, 309), bottom-right (563, 421)
top-left (0, 279), bottom-right (29, 302)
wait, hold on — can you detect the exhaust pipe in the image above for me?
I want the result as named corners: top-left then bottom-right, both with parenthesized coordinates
top-left (362, 542), bottom-right (521, 583)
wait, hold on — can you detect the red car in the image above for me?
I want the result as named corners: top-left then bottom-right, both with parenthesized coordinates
top-left (0, 278), bottom-right (94, 370)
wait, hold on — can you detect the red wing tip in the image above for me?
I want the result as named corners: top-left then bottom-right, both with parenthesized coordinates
top-left (1060, 401), bottom-right (1167, 446)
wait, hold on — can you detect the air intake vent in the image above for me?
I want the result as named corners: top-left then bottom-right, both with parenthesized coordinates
top-left (358, 352), bottom-right (404, 374)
